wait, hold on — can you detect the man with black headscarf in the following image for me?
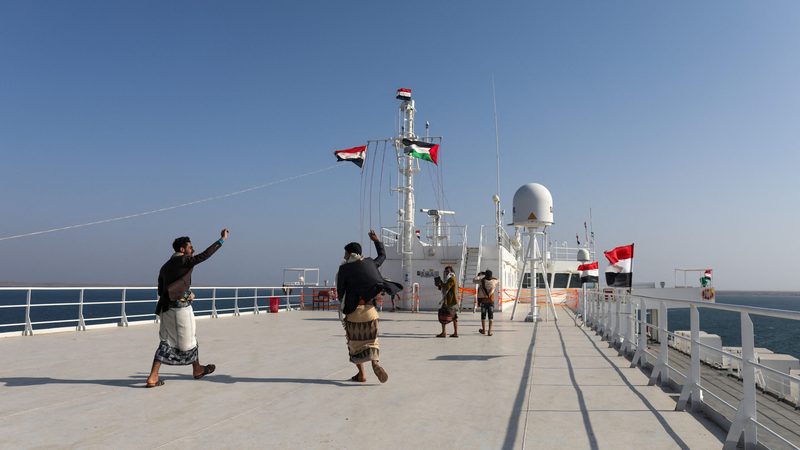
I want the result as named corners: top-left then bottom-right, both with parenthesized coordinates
top-left (337, 230), bottom-right (402, 383)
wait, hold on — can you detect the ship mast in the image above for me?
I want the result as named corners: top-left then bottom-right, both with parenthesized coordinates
top-left (396, 88), bottom-right (417, 290)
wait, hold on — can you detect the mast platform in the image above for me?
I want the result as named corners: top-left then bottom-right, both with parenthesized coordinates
top-left (0, 308), bottom-right (724, 448)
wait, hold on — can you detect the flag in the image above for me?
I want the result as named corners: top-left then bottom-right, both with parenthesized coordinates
top-left (700, 269), bottom-right (712, 287)
top-left (604, 244), bottom-right (634, 287)
top-left (402, 138), bottom-right (439, 165)
top-left (334, 145), bottom-right (366, 168)
top-left (396, 88), bottom-right (412, 101)
top-left (578, 261), bottom-right (599, 284)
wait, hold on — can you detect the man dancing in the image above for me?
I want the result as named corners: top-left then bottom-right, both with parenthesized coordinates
top-left (337, 230), bottom-right (402, 383)
top-left (145, 228), bottom-right (229, 388)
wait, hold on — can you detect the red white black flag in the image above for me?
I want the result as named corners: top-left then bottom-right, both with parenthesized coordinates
top-left (604, 244), bottom-right (634, 287)
top-left (577, 261), bottom-right (599, 284)
top-left (334, 145), bottom-right (367, 168)
top-left (396, 88), bottom-right (412, 101)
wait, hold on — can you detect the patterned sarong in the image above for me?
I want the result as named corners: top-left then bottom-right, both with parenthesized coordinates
top-left (344, 304), bottom-right (380, 364)
top-left (154, 305), bottom-right (199, 365)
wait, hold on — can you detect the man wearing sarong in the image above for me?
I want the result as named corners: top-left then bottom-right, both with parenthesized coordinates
top-left (435, 265), bottom-right (459, 338)
top-left (144, 228), bottom-right (229, 388)
top-left (337, 230), bottom-right (402, 383)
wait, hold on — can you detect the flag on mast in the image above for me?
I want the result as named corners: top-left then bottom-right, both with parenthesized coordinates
top-left (396, 88), bottom-right (412, 101)
top-left (578, 261), bottom-right (599, 284)
top-left (334, 145), bottom-right (367, 168)
top-left (402, 138), bottom-right (439, 165)
top-left (604, 244), bottom-right (634, 287)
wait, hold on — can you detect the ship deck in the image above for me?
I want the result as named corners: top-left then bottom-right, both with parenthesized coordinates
top-left (0, 307), bottom-right (725, 449)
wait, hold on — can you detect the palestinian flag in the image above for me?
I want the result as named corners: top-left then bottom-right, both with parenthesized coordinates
top-left (396, 88), bottom-right (412, 101)
top-left (604, 244), bottom-right (634, 287)
top-left (577, 261), bottom-right (599, 284)
top-left (334, 145), bottom-right (367, 168)
top-left (700, 269), bottom-right (712, 287)
top-left (402, 138), bottom-right (439, 165)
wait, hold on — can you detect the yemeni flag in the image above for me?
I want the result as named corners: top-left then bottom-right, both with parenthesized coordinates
top-left (604, 244), bottom-right (634, 287)
top-left (334, 145), bottom-right (367, 168)
top-left (578, 261), bottom-right (599, 284)
top-left (396, 88), bottom-right (412, 101)
top-left (402, 138), bottom-right (439, 165)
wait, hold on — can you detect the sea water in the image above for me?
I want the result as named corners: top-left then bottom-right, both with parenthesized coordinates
top-left (2, 290), bottom-right (799, 359)
top-left (668, 292), bottom-right (800, 359)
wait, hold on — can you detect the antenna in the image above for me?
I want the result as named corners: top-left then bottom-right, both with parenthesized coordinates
top-left (492, 75), bottom-right (501, 198)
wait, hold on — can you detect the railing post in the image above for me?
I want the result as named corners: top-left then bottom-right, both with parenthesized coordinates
top-left (650, 301), bottom-right (670, 385)
top-left (77, 289), bottom-right (86, 331)
top-left (234, 288), bottom-right (240, 316)
top-left (677, 304), bottom-right (702, 411)
top-left (118, 289), bottom-right (129, 327)
top-left (631, 298), bottom-right (648, 367)
top-left (211, 288), bottom-right (218, 318)
top-left (623, 294), bottom-right (634, 355)
top-left (23, 289), bottom-right (33, 336)
top-left (253, 288), bottom-right (259, 315)
top-left (724, 312), bottom-right (758, 449)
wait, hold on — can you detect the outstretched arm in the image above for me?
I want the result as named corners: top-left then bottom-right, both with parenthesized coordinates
top-left (185, 228), bottom-right (229, 267)
top-left (369, 230), bottom-right (386, 267)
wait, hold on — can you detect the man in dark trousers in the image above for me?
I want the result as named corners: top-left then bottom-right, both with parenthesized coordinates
top-left (145, 228), bottom-right (229, 388)
top-left (337, 230), bottom-right (402, 383)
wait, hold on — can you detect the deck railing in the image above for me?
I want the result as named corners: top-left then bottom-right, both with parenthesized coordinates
top-left (582, 289), bottom-right (800, 450)
top-left (0, 286), bottom-right (311, 337)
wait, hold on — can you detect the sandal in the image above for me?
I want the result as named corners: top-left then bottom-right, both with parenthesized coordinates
top-left (435, 333), bottom-right (446, 338)
top-left (487, 332), bottom-right (493, 336)
top-left (372, 363), bottom-right (388, 383)
top-left (450, 334), bottom-right (459, 338)
top-left (478, 329), bottom-right (485, 335)
top-left (193, 364), bottom-right (216, 380)
top-left (145, 380), bottom-right (165, 388)
top-left (350, 374), bottom-right (366, 383)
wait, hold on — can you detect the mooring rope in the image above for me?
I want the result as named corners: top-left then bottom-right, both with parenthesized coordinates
top-left (0, 164), bottom-right (343, 242)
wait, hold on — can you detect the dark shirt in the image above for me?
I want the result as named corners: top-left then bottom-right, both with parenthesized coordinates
top-left (336, 240), bottom-right (402, 315)
top-left (155, 240), bottom-right (222, 315)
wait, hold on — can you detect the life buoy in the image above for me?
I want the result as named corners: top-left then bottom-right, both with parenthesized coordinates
top-left (701, 287), bottom-right (715, 301)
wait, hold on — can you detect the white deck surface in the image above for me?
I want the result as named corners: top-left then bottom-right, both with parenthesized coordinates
top-left (0, 307), bottom-right (725, 449)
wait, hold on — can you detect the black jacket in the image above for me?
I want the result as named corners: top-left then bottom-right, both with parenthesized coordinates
top-left (336, 240), bottom-right (403, 315)
top-left (155, 240), bottom-right (222, 315)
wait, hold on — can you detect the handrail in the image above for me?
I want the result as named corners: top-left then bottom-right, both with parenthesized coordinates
top-left (582, 288), bottom-right (800, 449)
top-left (0, 285), bottom-right (313, 336)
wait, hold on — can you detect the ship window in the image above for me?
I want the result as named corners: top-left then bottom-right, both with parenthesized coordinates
top-left (536, 273), bottom-right (546, 289)
top-left (522, 273), bottom-right (531, 288)
top-left (568, 274), bottom-right (582, 288)
top-left (553, 273), bottom-right (569, 288)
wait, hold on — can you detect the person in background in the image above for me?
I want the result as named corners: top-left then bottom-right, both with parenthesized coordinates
top-left (473, 269), bottom-right (498, 336)
top-left (435, 266), bottom-right (459, 337)
top-left (337, 230), bottom-right (402, 383)
top-left (145, 228), bottom-right (229, 388)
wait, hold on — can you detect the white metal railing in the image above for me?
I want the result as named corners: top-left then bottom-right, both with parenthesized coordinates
top-left (583, 289), bottom-right (800, 450)
top-left (0, 286), bottom-right (315, 337)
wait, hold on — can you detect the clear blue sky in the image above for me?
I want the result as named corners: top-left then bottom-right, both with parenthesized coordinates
top-left (1, 1), bottom-right (799, 290)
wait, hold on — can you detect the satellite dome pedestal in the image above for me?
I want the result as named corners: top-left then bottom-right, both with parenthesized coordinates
top-left (509, 183), bottom-right (558, 323)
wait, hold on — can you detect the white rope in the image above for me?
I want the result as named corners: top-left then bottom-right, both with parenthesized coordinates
top-left (0, 164), bottom-right (343, 242)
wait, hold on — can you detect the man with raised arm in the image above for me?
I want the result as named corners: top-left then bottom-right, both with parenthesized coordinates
top-left (145, 228), bottom-right (229, 388)
top-left (337, 230), bottom-right (402, 383)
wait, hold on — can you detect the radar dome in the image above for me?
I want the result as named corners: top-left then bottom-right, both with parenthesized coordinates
top-left (511, 183), bottom-right (553, 228)
top-left (577, 248), bottom-right (591, 262)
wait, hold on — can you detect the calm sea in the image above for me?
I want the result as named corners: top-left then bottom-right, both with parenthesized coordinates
top-left (668, 292), bottom-right (800, 359)
top-left (2, 290), bottom-right (799, 358)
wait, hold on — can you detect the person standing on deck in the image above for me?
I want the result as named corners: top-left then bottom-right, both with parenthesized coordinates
top-left (337, 230), bottom-right (402, 383)
top-left (474, 270), bottom-right (498, 336)
top-left (144, 228), bottom-right (229, 388)
top-left (435, 265), bottom-right (459, 338)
